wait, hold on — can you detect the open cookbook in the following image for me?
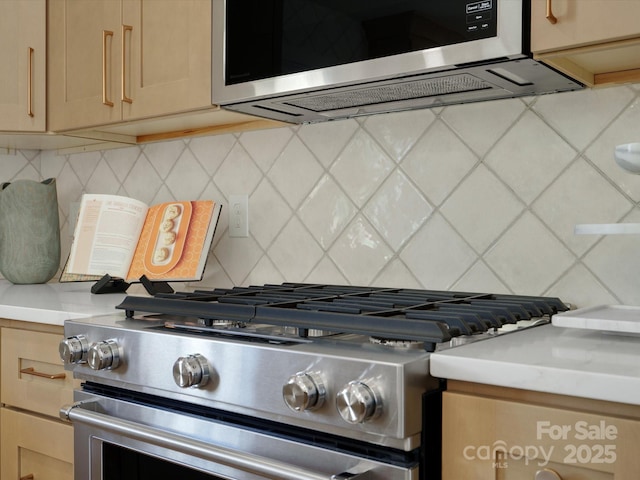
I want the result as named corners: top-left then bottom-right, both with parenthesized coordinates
top-left (60, 194), bottom-right (221, 284)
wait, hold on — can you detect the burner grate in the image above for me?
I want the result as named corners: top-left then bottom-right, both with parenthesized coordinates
top-left (116, 283), bottom-right (568, 351)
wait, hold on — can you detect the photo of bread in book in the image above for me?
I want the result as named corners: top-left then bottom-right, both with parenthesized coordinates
top-left (61, 194), bottom-right (221, 283)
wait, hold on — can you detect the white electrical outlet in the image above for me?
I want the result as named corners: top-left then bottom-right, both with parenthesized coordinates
top-left (228, 194), bottom-right (249, 237)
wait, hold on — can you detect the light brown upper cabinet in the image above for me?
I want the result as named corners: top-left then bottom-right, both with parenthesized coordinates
top-left (531, 0), bottom-right (640, 86)
top-left (0, 0), bottom-right (46, 132)
top-left (48, 0), bottom-right (213, 132)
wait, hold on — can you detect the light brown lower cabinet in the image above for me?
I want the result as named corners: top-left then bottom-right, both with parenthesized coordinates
top-left (0, 408), bottom-right (73, 480)
top-left (0, 322), bottom-right (78, 480)
top-left (442, 382), bottom-right (640, 480)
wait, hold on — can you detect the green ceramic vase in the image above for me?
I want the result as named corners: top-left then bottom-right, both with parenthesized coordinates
top-left (0, 178), bottom-right (61, 284)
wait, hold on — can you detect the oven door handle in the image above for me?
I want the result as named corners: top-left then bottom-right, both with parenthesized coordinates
top-left (61, 402), bottom-right (372, 480)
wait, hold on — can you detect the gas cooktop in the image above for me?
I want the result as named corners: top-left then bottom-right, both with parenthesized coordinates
top-left (116, 283), bottom-right (569, 352)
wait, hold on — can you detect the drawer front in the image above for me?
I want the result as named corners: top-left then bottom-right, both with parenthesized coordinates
top-left (1, 327), bottom-right (79, 418)
top-left (443, 392), bottom-right (640, 479)
top-left (1, 407), bottom-right (73, 480)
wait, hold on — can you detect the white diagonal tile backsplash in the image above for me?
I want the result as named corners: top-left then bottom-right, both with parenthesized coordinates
top-left (401, 120), bottom-right (477, 206)
top-left (363, 169), bottom-right (432, 251)
top-left (329, 215), bottom-right (394, 285)
top-left (533, 85), bottom-right (634, 151)
top-left (399, 212), bottom-right (477, 290)
top-left (532, 158), bottom-right (632, 256)
top-left (440, 164), bottom-right (523, 254)
top-left (3, 83), bottom-right (640, 308)
top-left (485, 110), bottom-right (578, 205)
top-left (268, 136), bottom-right (324, 209)
top-left (330, 130), bottom-right (395, 208)
top-left (484, 211), bottom-right (576, 294)
top-left (300, 175), bottom-right (357, 250)
top-left (441, 98), bottom-right (526, 158)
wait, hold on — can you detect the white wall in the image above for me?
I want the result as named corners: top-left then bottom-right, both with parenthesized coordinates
top-left (3, 83), bottom-right (640, 308)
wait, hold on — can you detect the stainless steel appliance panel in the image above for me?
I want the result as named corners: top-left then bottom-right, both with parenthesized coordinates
top-left (67, 390), bottom-right (418, 480)
top-left (63, 315), bottom-right (434, 450)
top-left (212, 0), bottom-right (583, 123)
top-left (213, 0), bottom-right (523, 103)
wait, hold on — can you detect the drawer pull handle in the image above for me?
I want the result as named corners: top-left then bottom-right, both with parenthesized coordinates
top-left (536, 468), bottom-right (562, 480)
top-left (20, 367), bottom-right (66, 380)
top-left (20, 475), bottom-right (34, 480)
top-left (546, 0), bottom-right (558, 24)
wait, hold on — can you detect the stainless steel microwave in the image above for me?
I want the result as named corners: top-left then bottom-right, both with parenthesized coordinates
top-left (212, 0), bottom-right (583, 124)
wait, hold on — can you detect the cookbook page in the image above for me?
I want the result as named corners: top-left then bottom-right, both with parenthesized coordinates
top-left (64, 194), bottom-right (148, 279)
top-left (126, 200), bottom-right (218, 282)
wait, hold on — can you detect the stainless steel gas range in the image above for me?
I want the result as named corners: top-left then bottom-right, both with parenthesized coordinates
top-left (59, 283), bottom-right (568, 480)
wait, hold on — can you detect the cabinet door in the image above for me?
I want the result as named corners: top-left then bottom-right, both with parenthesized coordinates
top-left (121, 0), bottom-right (212, 120)
top-left (530, 0), bottom-right (640, 86)
top-left (1, 328), bottom-right (79, 418)
top-left (49, 0), bottom-right (211, 132)
top-left (48, 0), bottom-right (123, 131)
top-left (442, 392), bottom-right (640, 479)
top-left (531, 0), bottom-right (640, 53)
top-left (1, 408), bottom-right (73, 480)
top-left (0, 0), bottom-right (45, 131)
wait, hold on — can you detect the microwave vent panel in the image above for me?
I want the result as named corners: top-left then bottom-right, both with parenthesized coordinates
top-left (284, 73), bottom-right (493, 112)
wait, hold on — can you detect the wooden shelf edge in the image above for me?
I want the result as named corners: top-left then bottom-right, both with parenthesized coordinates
top-left (534, 35), bottom-right (640, 58)
top-left (595, 67), bottom-right (640, 86)
top-left (136, 118), bottom-right (288, 144)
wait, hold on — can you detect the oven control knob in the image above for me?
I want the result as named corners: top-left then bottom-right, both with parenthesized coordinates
top-left (173, 354), bottom-right (210, 388)
top-left (336, 381), bottom-right (382, 424)
top-left (87, 340), bottom-right (121, 370)
top-left (59, 335), bottom-right (89, 364)
top-left (283, 372), bottom-right (325, 412)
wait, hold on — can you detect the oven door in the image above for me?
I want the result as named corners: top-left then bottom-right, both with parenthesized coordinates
top-left (62, 389), bottom-right (418, 480)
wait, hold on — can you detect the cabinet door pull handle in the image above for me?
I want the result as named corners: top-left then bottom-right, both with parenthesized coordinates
top-left (121, 25), bottom-right (133, 103)
top-left (27, 47), bottom-right (34, 117)
top-left (20, 475), bottom-right (34, 480)
top-left (20, 367), bottom-right (66, 380)
top-left (546, 0), bottom-right (558, 24)
top-left (102, 30), bottom-right (114, 106)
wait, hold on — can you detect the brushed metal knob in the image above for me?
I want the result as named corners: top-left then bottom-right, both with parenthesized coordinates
top-left (87, 340), bottom-right (121, 370)
top-left (336, 381), bottom-right (382, 424)
top-left (173, 354), bottom-right (210, 388)
top-left (535, 468), bottom-right (562, 480)
top-left (59, 335), bottom-right (88, 364)
top-left (283, 372), bottom-right (325, 412)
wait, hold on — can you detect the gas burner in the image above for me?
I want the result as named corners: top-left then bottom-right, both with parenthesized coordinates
top-left (297, 328), bottom-right (339, 338)
top-left (164, 319), bottom-right (336, 341)
top-left (197, 318), bottom-right (245, 328)
top-left (369, 336), bottom-right (425, 350)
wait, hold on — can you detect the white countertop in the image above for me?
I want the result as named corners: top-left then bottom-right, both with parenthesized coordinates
top-left (0, 281), bottom-right (127, 325)
top-left (430, 323), bottom-right (640, 405)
